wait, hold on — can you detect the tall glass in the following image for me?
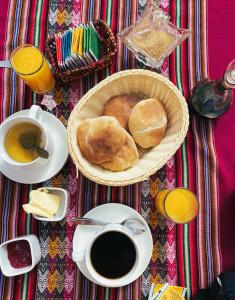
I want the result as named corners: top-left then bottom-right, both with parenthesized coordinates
top-left (10, 44), bottom-right (55, 94)
top-left (156, 188), bottom-right (199, 224)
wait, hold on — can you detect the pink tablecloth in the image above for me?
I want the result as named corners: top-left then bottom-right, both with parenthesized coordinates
top-left (0, 1), bottom-right (235, 299)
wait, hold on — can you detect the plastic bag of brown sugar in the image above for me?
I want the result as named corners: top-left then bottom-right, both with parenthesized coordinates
top-left (117, 3), bottom-right (191, 69)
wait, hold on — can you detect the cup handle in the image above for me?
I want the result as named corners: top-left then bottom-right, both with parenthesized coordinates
top-left (72, 250), bottom-right (85, 262)
top-left (28, 105), bottom-right (43, 121)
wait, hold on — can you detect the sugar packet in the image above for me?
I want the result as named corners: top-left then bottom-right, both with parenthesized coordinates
top-left (148, 283), bottom-right (187, 300)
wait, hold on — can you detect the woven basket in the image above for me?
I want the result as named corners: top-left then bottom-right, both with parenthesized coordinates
top-left (46, 20), bottom-right (117, 83)
top-left (67, 69), bottom-right (189, 186)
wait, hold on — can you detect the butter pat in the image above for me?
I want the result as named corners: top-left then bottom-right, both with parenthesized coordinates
top-left (23, 204), bottom-right (52, 218)
top-left (22, 189), bottom-right (61, 218)
top-left (29, 190), bottom-right (60, 216)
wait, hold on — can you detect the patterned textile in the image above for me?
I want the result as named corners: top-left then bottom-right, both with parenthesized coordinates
top-left (0, 0), bottom-right (224, 300)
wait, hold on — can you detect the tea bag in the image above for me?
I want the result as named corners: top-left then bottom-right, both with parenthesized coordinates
top-left (70, 27), bottom-right (85, 67)
top-left (55, 33), bottom-right (64, 71)
top-left (85, 24), bottom-right (96, 63)
top-left (82, 25), bottom-right (90, 64)
top-left (54, 22), bottom-right (102, 71)
top-left (89, 22), bottom-right (102, 61)
top-left (118, 3), bottom-right (190, 68)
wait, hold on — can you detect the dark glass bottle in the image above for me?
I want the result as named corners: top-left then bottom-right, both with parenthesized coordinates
top-left (189, 59), bottom-right (235, 118)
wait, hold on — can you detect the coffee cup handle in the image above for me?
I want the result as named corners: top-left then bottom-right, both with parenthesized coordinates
top-left (72, 250), bottom-right (85, 262)
top-left (28, 105), bottom-right (43, 121)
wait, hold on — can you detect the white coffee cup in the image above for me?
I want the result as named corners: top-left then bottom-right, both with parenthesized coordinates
top-left (72, 224), bottom-right (140, 287)
top-left (0, 105), bottom-right (48, 168)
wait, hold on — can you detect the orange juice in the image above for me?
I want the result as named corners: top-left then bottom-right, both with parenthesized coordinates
top-left (156, 188), bottom-right (199, 224)
top-left (10, 44), bottom-right (55, 94)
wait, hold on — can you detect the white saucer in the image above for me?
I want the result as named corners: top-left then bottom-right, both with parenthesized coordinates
top-left (0, 109), bottom-right (68, 184)
top-left (73, 203), bottom-right (153, 287)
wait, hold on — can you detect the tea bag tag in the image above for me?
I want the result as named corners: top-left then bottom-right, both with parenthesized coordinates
top-left (41, 95), bottom-right (57, 111)
top-left (0, 60), bottom-right (12, 68)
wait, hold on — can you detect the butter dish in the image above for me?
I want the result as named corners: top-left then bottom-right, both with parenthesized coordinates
top-left (32, 187), bottom-right (69, 222)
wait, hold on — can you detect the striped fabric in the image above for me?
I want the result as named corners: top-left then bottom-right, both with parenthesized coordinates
top-left (0, 0), bottom-right (222, 300)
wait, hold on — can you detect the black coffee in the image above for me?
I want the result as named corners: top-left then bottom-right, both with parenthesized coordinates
top-left (90, 231), bottom-right (136, 279)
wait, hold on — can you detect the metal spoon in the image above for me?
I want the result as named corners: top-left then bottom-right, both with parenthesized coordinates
top-left (70, 217), bottom-right (146, 235)
top-left (19, 132), bottom-right (49, 159)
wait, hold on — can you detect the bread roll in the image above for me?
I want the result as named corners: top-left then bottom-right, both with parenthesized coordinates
top-left (128, 98), bottom-right (167, 148)
top-left (99, 130), bottom-right (139, 171)
top-left (103, 94), bottom-right (139, 129)
top-left (77, 116), bottom-right (126, 164)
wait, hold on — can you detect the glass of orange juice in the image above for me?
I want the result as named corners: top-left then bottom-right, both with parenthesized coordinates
top-left (156, 188), bottom-right (199, 224)
top-left (10, 44), bottom-right (55, 94)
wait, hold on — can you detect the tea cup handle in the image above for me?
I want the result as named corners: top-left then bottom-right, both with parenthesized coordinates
top-left (28, 105), bottom-right (43, 121)
top-left (72, 250), bottom-right (85, 262)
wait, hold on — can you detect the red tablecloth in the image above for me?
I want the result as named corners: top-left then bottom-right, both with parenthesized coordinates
top-left (0, 1), bottom-right (234, 299)
top-left (208, 0), bottom-right (235, 272)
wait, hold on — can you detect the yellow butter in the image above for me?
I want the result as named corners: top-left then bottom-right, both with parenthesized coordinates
top-left (22, 204), bottom-right (52, 218)
top-left (29, 190), bottom-right (60, 216)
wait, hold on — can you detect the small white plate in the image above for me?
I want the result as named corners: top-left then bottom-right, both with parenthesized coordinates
top-left (33, 187), bottom-right (69, 221)
top-left (73, 203), bottom-right (153, 286)
top-left (0, 109), bottom-right (68, 184)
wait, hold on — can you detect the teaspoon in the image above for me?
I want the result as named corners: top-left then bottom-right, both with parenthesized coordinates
top-left (70, 217), bottom-right (146, 235)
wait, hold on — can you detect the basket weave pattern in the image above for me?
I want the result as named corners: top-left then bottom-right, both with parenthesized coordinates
top-left (67, 69), bottom-right (189, 186)
top-left (46, 20), bottom-right (117, 83)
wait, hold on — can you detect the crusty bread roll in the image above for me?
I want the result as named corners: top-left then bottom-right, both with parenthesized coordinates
top-left (77, 116), bottom-right (138, 171)
top-left (77, 116), bottom-right (126, 164)
top-left (99, 130), bottom-right (139, 171)
top-left (128, 98), bottom-right (167, 148)
top-left (103, 94), bottom-right (139, 129)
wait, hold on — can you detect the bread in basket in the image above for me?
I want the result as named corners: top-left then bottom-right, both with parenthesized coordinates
top-left (67, 69), bottom-right (189, 186)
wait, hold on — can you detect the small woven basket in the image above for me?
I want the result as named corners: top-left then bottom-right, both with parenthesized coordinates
top-left (67, 69), bottom-right (189, 186)
top-left (46, 20), bottom-right (117, 83)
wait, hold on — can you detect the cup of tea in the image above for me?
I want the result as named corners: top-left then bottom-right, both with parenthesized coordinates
top-left (0, 105), bottom-right (49, 168)
top-left (72, 224), bottom-right (140, 287)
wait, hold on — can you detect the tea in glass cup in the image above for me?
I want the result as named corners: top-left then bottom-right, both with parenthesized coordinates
top-left (10, 44), bottom-right (55, 94)
top-left (156, 188), bottom-right (199, 224)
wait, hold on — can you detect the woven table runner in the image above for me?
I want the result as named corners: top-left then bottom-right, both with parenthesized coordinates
top-left (0, 1), bottom-right (222, 300)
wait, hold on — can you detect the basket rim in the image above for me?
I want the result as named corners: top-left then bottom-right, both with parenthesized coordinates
top-left (67, 69), bottom-right (189, 186)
